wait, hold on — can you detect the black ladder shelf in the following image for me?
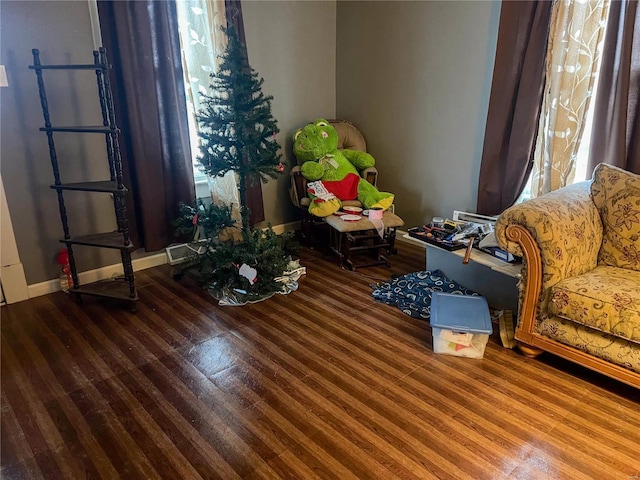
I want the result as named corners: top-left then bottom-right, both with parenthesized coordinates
top-left (30, 48), bottom-right (138, 311)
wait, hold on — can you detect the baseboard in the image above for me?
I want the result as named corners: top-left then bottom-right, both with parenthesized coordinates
top-left (267, 221), bottom-right (300, 235)
top-left (27, 251), bottom-right (168, 299)
top-left (26, 221), bottom-right (301, 300)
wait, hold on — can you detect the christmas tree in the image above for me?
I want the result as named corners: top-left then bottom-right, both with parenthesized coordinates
top-left (196, 26), bottom-right (283, 231)
top-left (173, 27), bottom-right (298, 303)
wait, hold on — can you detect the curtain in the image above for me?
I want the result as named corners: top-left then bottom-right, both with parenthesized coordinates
top-left (97, 1), bottom-right (195, 252)
top-left (531, 0), bottom-right (610, 197)
top-left (224, 0), bottom-right (265, 225)
top-left (175, 0), bottom-right (242, 224)
top-left (588, 0), bottom-right (640, 175)
top-left (476, 1), bottom-right (553, 216)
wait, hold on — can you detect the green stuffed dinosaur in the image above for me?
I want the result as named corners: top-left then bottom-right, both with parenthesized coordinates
top-left (293, 119), bottom-right (394, 217)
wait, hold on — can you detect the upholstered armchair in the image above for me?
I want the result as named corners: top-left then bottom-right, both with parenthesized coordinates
top-left (495, 163), bottom-right (640, 388)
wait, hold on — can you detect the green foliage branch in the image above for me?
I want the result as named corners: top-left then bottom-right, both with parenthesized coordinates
top-left (196, 26), bottom-right (282, 232)
top-left (173, 201), bottom-right (298, 297)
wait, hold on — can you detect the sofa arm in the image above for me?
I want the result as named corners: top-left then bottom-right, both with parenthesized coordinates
top-left (496, 182), bottom-right (603, 289)
top-left (495, 182), bottom-right (603, 339)
top-left (289, 166), bottom-right (309, 208)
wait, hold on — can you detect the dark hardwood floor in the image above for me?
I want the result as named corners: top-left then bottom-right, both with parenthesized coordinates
top-left (2, 241), bottom-right (639, 479)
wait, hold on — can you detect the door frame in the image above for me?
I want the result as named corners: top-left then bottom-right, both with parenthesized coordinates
top-left (1, 173), bottom-right (29, 304)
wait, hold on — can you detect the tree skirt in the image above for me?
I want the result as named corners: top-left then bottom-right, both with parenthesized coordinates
top-left (209, 261), bottom-right (306, 306)
top-left (370, 269), bottom-right (478, 320)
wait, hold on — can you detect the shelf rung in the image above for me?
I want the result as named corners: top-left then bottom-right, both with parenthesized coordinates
top-left (29, 64), bottom-right (109, 71)
top-left (40, 126), bottom-right (115, 133)
top-left (60, 231), bottom-right (134, 250)
top-left (72, 280), bottom-right (138, 301)
top-left (50, 181), bottom-right (127, 194)
top-left (346, 243), bottom-right (391, 253)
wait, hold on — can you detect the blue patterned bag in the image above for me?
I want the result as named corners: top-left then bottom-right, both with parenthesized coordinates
top-left (371, 269), bottom-right (478, 320)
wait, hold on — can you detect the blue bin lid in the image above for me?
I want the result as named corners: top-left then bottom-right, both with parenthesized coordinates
top-left (430, 293), bottom-right (493, 334)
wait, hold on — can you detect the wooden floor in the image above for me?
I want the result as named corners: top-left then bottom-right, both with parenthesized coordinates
top-left (2, 241), bottom-right (639, 480)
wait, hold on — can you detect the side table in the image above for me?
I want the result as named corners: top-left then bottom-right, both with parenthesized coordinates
top-left (402, 233), bottom-right (521, 312)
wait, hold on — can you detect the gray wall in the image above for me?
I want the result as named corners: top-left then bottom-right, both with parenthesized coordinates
top-left (1, 0), bottom-right (337, 285)
top-left (1, 1), bottom-right (121, 286)
top-left (243, 0), bottom-right (337, 229)
top-left (336, 1), bottom-right (501, 228)
top-left (2, 0), bottom-right (500, 285)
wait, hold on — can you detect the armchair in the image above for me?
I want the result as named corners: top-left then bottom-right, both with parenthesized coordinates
top-left (495, 164), bottom-right (640, 388)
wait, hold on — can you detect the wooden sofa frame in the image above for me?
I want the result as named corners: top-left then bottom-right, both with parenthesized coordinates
top-left (506, 224), bottom-right (640, 389)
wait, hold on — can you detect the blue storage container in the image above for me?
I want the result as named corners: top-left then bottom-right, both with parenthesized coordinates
top-left (430, 293), bottom-right (493, 358)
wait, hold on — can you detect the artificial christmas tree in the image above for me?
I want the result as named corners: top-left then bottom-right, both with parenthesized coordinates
top-left (173, 26), bottom-right (299, 304)
top-left (197, 26), bottom-right (283, 231)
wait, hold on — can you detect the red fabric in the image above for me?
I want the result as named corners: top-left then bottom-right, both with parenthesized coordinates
top-left (321, 173), bottom-right (360, 200)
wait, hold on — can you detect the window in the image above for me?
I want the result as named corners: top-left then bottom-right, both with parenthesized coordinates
top-left (175, 1), bottom-right (240, 213)
top-left (521, 0), bottom-right (610, 202)
top-left (518, 62), bottom-right (604, 203)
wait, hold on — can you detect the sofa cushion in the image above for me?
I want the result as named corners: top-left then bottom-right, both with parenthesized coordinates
top-left (590, 163), bottom-right (640, 271)
top-left (538, 316), bottom-right (640, 373)
top-left (549, 266), bottom-right (640, 343)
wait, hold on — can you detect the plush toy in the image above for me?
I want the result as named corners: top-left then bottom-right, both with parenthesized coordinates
top-left (293, 119), bottom-right (394, 217)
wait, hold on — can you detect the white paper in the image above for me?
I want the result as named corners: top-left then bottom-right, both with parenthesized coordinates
top-left (438, 329), bottom-right (473, 347)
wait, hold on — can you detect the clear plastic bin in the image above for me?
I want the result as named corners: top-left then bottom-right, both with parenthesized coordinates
top-left (430, 293), bottom-right (493, 359)
top-left (432, 327), bottom-right (490, 358)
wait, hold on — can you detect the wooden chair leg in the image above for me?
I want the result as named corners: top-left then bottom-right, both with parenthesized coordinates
top-left (518, 342), bottom-right (544, 358)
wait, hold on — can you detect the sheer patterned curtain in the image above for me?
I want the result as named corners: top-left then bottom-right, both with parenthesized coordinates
top-left (530, 0), bottom-right (610, 197)
top-left (175, 1), bottom-right (241, 223)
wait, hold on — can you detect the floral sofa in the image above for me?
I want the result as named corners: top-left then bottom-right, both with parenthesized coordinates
top-left (495, 163), bottom-right (640, 388)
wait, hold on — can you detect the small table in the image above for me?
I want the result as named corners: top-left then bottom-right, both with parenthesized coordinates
top-left (402, 232), bottom-right (521, 312)
top-left (324, 211), bottom-right (404, 270)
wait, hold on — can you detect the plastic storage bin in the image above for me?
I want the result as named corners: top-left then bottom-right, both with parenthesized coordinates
top-left (430, 293), bottom-right (493, 359)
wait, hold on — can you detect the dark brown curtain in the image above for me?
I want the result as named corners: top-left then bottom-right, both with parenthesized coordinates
top-left (225, 0), bottom-right (265, 225)
top-left (588, 0), bottom-right (640, 176)
top-left (476, 1), bottom-right (552, 216)
top-left (97, 1), bottom-right (195, 252)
